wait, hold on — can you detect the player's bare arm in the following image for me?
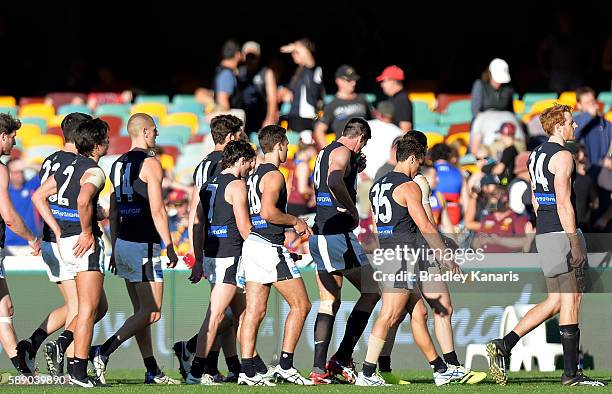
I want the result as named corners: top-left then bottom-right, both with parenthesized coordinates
top-left (0, 163), bottom-right (40, 255)
top-left (189, 202), bottom-right (205, 284)
top-left (73, 168), bottom-right (105, 258)
top-left (260, 171), bottom-right (311, 235)
top-left (143, 157), bottom-right (178, 267)
top-left (226, 179), bottom-right (252, 240)
top-left (187, 186), bottom-right (201, 254)
top-left (327, 146), bottom-right (358, 225)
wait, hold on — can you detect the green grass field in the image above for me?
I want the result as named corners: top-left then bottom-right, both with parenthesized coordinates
top-left (0, 369), bottom-right (611, 392)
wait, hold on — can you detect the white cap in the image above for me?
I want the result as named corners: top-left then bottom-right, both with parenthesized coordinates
top-left (242, 41), bottom-right (261, 56)
top-left (489, 58), bottom-right (511, 84)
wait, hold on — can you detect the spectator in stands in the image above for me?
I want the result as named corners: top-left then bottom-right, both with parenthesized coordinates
top-left (471, 186), bottom-right (533, 253)
top-left (470, 110), bottom-right (524, 155)
top-left (574, 86), bottom-right (612, 179)
top-left (491, 122), bottom-right (519, 185)
top-left (376, 65), bottom-right (413, 132)
top-left (237, 41), bottom-right (279, 132)
top-left (4, 159), bottom-right (41, 255)
top-left (508, 151), bottom-right (533, 219)
top-left (313, 65), bottom-right (371, 148)
top-left (215, 40), bottom-right (243, 111)
top-left (464, 174), bottom-right (500, 232)
top-left (279, 38), bottom-right (324, 132)
top-left (287, 142), bottom-right (318, 216)
top-left (567, 143), bottom-right (599, 232)
top-left (362, 101), bottom-right (404, 180)
top-left (373, 135), bottom-right (402, 182)
top-left (470, 58), bottom-right (515, 118)
top-left (167, 189), bottom-right (191, 255)
top-left (466, 145), bottom-right (495, 195)
top-left (421, 164), bottom-right (454, 234)
top-left (430, 143), bottom-right (466, 225)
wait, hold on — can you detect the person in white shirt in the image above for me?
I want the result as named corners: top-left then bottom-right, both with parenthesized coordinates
top-left (362, 101), bottom-right (405, 180)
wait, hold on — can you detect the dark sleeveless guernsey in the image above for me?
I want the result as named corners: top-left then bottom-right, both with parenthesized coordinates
top-left (247, 163), bottom-right (288, 245)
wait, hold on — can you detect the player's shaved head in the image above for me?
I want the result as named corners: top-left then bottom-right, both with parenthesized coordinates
top-left (127, 113), bottom-right (155, 137)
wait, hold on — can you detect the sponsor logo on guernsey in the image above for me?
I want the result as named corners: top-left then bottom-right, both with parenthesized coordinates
top-left (316, 192), bottom-right (333, 206)
top-left (534, 193), bottom-right (556, 205)
top-left (208, 226), bottom-right (228, 238)
top-left (119, 204), bottom-right (142, 217)
top-left (50, 205), bottom-right (80, 222)
top-left (377, 226), bottom-right (394, 239)
top-left (251, 215), bottom-right (268, 229)
top-left (291, 266), bottom-right (300, 275)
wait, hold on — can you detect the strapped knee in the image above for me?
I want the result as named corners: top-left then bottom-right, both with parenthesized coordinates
top-left (0, 315), bottom-right (13, 324)
top-left (319, 299), bottom-right (339, 316)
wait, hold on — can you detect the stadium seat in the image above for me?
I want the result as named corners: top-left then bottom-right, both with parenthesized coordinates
top-left (408, 92), bottom-right (436, 110)
top-left (325, 134), bottom-right (336, 145)
top-left (286, 131), bottom-right (301, 145)
top-left (47, 114), bottom-right (66, 128)
top-left (169, 101), bottom-right (204, 115)
top-left (0, 96), bottom-right (16, 107)
top-left (522, 92), bottom-right (557, 113)
top-left (19, 103), bottom-right (55, 119)
top-left (46, 92), bottom-right (87, 109)
top-left (18, 97), bottom-right (45, 106)
top-left (280, 102), bottom-right (291, 117)
top-left (559, 91), bottom-right (576, 106)
top-left (107, 136), bottom-right (131, 155)
top-left (158, 125), bottom-right (191, 145)
top-left (439, 111), bottom-right (472, 126)
top-left (0, 106), bottom-right (18, 116)
top-left (605, 112), bottom-right (612, 122)
top-left (20, 116), bottom-right (47, 133)
top-left (23, 134), bottom-right (63, 149)
top-left (415, 124), bottom-right (449, 136)
top-left (135, 95), bottom-right (170, 105)
top-left (446, 131), bottom-right (470, 145)
top-left (172, 94), bottom-right (198, 104)
top-left (413, 102), bottom-right (439, 124)
top-left (197, 118), bottom-right (211, 135)
top-left (323, 94), bottom-right (335, 105)
top-left (287, 144), bottom-right (299, 159)
top-left (160, 113), bottom-right (198, 134)
top-left (96, 103), bottom-right (131, 118)
top-left (98, 154), bottom-right (121, 177)
top-left (436, 94), bottom-right (471, 113)
top-left (131, 102), bottom-right (167, 118)
top-left (57, 104), bottom-right (91, 115)
top-left (187, 134), bottom-right (205, 144)
top-left (16, 124), bottom-right (42, 145)
top-left (160, 145), bottom-right (180, 161)
top-left (160, 153), bottom-right (175, 171)
top-left (513, 99), bottom-right (525, 114)
top-left (99, 115), bottom-right (123, 137)
top-left (448, 123), bottom-right (470, 136)
top-left (249, 132), bottom-right (259, 145)
top-left (46, 126), bottom-right (64, 138)
top-left (598, 92), bottom-right (612, 112)
top-left (181, 143), bottom-right (207, 157)
top-left (87, 92), bottom-right (125, 108)
top-left (424, 132), bottom-right (444, 148)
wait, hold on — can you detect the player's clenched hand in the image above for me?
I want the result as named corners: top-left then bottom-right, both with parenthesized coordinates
top-left (166, 245), bottom-right (178, 268)
top-left (73, 232), bottom-right (94, 258)
top-left (569, 236), bottom-right (586, 268)
top-left (28, 237), bottom-right (41, 256)
top-left (356, 153), bottom-right (367, 173)
top-left (108, 254), bottom-right (117, 275)
top-left (188, 262), bottom-right (203, 284)
top-left (293, 218), bottom-right (312, 237)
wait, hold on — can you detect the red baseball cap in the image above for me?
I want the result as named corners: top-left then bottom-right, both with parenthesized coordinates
top-left (376, 65), bottom-right (405, 82)
top-left (499, 122), bottom-right (516, 137)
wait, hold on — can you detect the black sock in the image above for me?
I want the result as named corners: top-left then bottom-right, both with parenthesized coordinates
top-left (186, 334), bottom-right (198, 354)
top-left (56, 330), bottom-right (74, 354)
top-left (10, 356), bottom-right (20, 373)
top-left (313, 313), bottom-right (335, 371)
top-left (72, 357), bottom-right (88, 380)
top-left (335, 309), bottom-right (371, 361)
top-left (143, 356), bottom-right (161, 376)
top-left (29, 328), bottom-right (48, 353)
top-left (576, 328), bottom-right (581, 369)
top-left (363, 361), bottom-right (377, 377)
top-left (443, 351), bottom-right (460, 367)
top-left (253, 354), bottom-right (267, 374)
top-left (279, 351), bottom-right (294, 370)
top-left (429, 356), bottom-right (447, 373)
top-left (503, 331), bottom-right (520, 352)
top-left (66, 357), bottom-right (74, 375)
top-left (378, 355), bottom-right (391, 372)
top-left (190, 356), bottom-right (206, 379)
top-left (207, 350), bottom-right (220, 374)
top-left (100, 335), bottom-right (122, 358)
top-left (241, 357), bottom-right (256, 378)
top-left (560, 324), bottom-right (579, 377)
top-left (226, 355), bottom-right (241, 375)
